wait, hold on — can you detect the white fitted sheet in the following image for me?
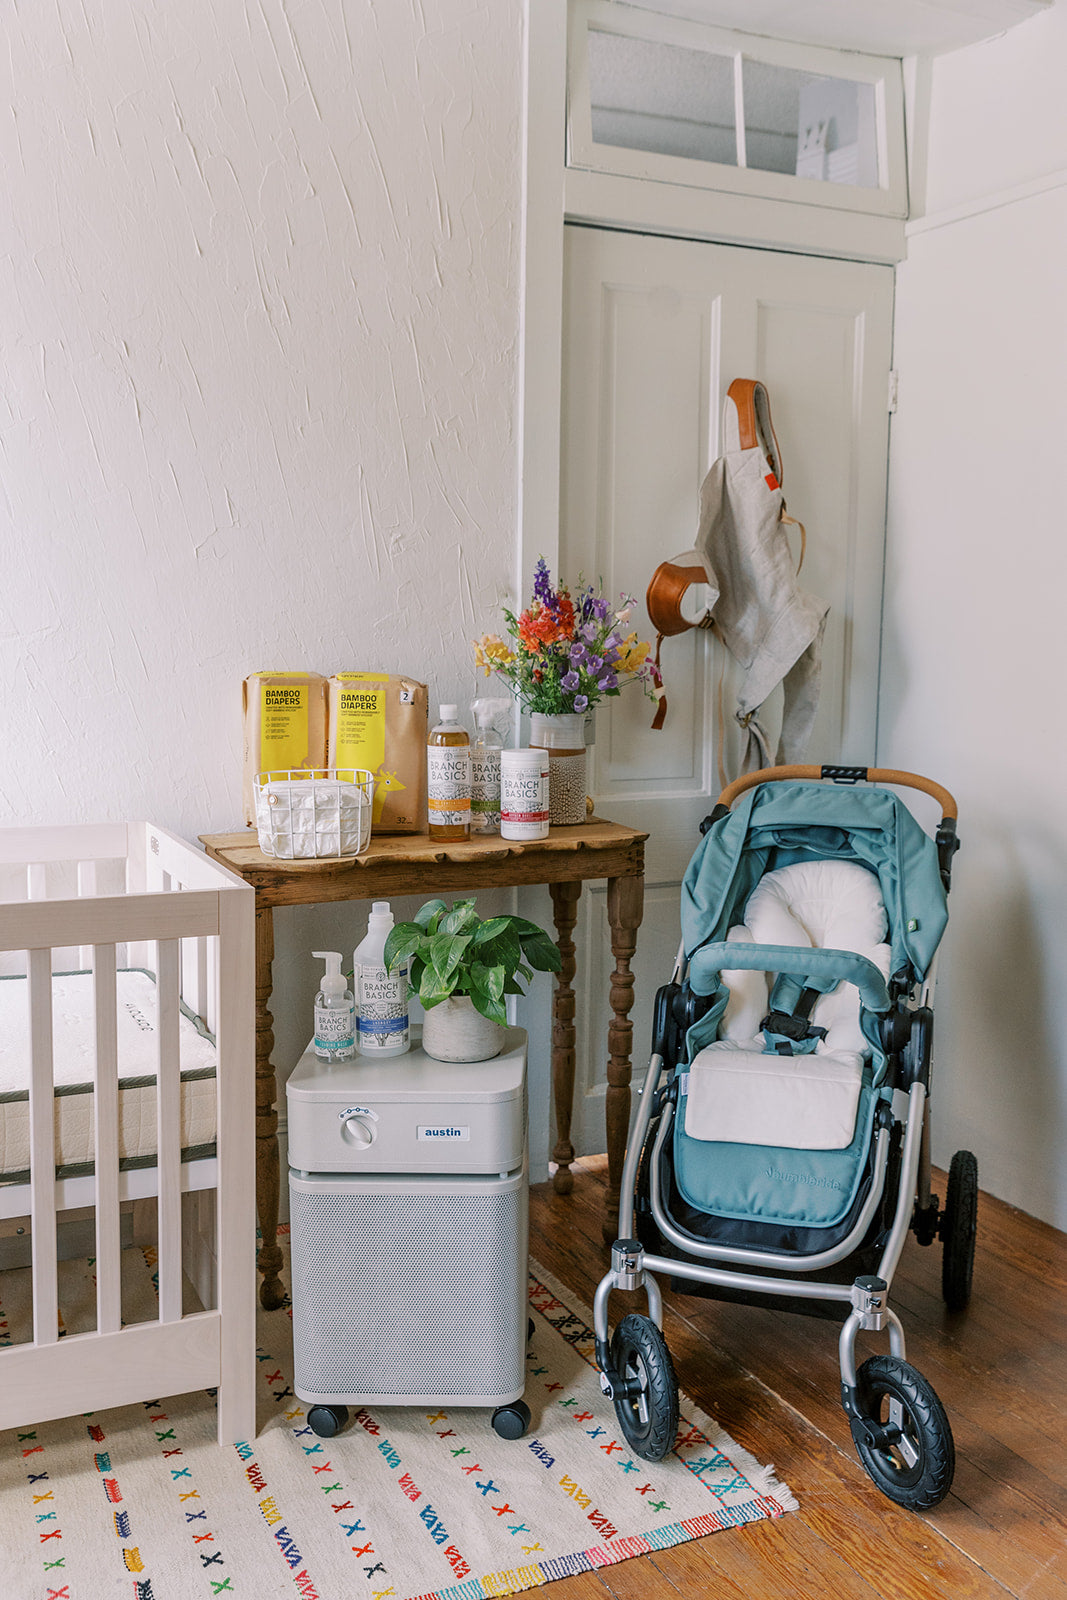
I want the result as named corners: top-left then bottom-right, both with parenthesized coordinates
top-left (0, 970), bottom-right (217, 1180)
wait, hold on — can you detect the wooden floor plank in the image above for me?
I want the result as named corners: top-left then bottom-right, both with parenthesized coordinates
top-left (529, 1158), bottom-right (1067, 1600)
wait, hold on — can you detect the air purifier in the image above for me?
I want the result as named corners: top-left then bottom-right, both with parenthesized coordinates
top-left (286, 1027), bottom-right (529, 1440)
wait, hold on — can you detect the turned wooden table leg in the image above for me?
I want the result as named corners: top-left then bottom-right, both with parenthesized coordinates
top-left (255, 906), bottom-right (286, 1310)
top-left (549, 879), bottom-right (582, 1196)
top-left (604, 872), bottom-right (644, 1242)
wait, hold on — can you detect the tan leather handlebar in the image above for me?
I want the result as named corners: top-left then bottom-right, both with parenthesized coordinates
top-left (716, 764), bottom-right (958, 821)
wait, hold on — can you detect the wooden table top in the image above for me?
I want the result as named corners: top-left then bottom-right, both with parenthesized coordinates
top-left (200, 818), bottom-right (647, 908)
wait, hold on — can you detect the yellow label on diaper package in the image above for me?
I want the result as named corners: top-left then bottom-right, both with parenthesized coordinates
top-left (259, 682), bottom-right (310, 768)
top-left (333, 673), bottom-right (387, 822)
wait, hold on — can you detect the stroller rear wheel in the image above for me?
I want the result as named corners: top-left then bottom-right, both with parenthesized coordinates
top-left (850, 1355), bottom-right (955, 1510)
top-left (940, 1149), bottom-right (978, 1312)
top-left (608, 1314), bottom-right (679, 1462)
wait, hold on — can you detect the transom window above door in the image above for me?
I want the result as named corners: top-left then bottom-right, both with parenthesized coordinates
top-left (567, 1), bottom-right (907, 218)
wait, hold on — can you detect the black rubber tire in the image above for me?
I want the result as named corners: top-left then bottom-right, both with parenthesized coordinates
top-left (940, 1149), bottom-right (978, 1312)
top-left (308, 1404), bottom-right (349, 1438)
top-left (850, 1356), bottom-right (955, 1510)
top-left (608, 1314), bottom-right (679, 1462)
top-left (492, 1400), bottom-right (531, 1440)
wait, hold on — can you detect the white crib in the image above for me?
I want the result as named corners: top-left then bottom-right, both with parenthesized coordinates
top-left (0, 821), bottom-right (255, 1443)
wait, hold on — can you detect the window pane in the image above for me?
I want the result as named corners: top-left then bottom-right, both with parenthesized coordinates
top-left (587, 28), bottom-right (737, 167)
top-left (741, 59), bottom-right (880, 187)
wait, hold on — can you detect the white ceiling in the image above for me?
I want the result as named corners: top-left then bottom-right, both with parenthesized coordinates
top-left (618, 0), bottom-right (1052, 57)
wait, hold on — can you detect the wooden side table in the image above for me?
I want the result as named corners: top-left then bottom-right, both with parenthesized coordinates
top-left (200, 820), bottom-right (647, 1309)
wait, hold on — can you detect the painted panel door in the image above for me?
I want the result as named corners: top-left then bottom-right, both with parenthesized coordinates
top-left (559, 222), bottom-right (894, 1158)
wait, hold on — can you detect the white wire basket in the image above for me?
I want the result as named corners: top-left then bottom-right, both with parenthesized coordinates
top-left (254, 769), bottom-right (375, 860)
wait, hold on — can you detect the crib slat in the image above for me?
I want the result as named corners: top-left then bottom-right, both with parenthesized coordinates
top-left (93, 945), bottom-right (122, 1335)
top-left (78, 860), bottom-right (99, 970)
top-left (28, 947), bottom-right (59, 1347)
top-left (156, 939), bottom-right (183, 1323)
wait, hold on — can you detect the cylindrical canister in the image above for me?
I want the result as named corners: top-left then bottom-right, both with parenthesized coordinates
top-left (499, 748), bottom-right (550, 840)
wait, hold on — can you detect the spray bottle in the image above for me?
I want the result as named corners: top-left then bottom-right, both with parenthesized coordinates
top-left (470, 697), bottom-right (511, 834)
top-left (312, 952), bottom-right (355, 1061)
top-left (353, 901), bottom-right (410, 1057)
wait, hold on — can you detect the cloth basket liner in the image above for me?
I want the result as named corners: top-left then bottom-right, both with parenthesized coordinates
top-left (673, 1071), bottom-right (878, 1229)
top-left (683, 1040), bottom-right (864, 1150)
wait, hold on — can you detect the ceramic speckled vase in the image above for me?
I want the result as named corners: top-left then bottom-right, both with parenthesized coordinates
top-left (421, 995), bottom-right (506, 1062)
top-left (529, 712), bottom-right (587, 826)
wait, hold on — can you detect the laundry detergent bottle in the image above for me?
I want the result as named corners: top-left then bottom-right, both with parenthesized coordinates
top-left (353, 901), bottom-right (410, 1058)
top-left (312, 951), bottom-right (355, 1061)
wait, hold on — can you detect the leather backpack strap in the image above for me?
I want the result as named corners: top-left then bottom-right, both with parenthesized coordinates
top-left (645, 556), bottom-right (709, 638)
top-left (725, 377), bottom-right (783, 487)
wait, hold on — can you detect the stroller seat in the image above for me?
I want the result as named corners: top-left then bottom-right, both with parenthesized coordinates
top-left (683, 859), bottom-right (891, 1154)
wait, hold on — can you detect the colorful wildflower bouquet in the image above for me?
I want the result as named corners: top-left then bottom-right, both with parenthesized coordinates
top-left (474, 558), bottom-right (657, 715)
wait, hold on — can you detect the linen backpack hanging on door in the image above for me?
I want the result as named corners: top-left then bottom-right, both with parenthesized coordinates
top-left (646, 379), bottom-right (829, 780)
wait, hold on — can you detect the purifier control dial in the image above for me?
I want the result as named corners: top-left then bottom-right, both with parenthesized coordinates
top-left (339, 1106), bottom-right (378, 1148)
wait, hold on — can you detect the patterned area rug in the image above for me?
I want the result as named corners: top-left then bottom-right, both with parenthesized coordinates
top-left (0, 1237), bottom-right (796, 1599)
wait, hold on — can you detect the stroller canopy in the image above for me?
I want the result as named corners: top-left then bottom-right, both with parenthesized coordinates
top-left (681, 781), bottom-right (949, 983)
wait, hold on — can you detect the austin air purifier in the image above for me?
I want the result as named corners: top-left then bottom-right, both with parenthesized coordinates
top-left (286, 1027), bottom-right (529, 1440)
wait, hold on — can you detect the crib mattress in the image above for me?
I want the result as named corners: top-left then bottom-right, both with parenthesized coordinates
top-left (0, 970), bottom-right (217, 1181)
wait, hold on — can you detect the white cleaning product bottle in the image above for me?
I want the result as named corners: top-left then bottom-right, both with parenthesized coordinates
top-left (470, 698), bottom-right (506, 834)
top-left (353, 901), bottom-right (409, 1057)
top-left (312, 951), bottom-right (355, 1061)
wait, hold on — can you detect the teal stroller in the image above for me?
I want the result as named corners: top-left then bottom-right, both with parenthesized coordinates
top-left (594, 766), bottom-right (976, 1511)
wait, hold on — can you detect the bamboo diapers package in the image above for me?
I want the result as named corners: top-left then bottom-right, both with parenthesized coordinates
top-left (243, 671), bottom-right (328, 826)
top-left (328, 673), bottom-right (428, 834)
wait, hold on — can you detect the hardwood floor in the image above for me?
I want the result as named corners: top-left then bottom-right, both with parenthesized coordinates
top-left (529, 1158), bottom-right (1067, 1600)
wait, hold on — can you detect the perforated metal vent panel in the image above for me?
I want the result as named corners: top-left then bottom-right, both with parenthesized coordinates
top-left (290, 1185), bottom-right (525, 1399)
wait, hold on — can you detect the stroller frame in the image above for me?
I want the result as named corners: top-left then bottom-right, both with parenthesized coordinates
top-left (593, 765), bottom-right (974, 1511)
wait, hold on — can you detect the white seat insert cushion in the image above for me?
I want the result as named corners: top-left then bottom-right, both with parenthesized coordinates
top-left (720, 860), bottom-right (890, 1056)
top-left (684, 1041), bottom-right (864, 1149)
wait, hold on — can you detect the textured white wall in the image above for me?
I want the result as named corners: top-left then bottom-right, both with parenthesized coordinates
top-left (0, 0), bottom-right (529, 1136)
top-left (881, 9), bottom-right (1067, 1228)
top-left (1, 0), bottom-right (523, 842)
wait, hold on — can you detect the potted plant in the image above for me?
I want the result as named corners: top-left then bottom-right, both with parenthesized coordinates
top-left (384, 897), bottom-right (562, 1062)
top-left (474, 556), bottom-right (659, 823)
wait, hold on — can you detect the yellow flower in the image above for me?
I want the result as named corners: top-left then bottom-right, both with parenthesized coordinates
top-left (474, 634), bottom-right (516, 675)
top-left (616, 631), bottom-right (652, 675)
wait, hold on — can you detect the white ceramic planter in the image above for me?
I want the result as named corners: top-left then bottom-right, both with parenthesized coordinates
top-left (421, 995), bottom-right (507, 1062)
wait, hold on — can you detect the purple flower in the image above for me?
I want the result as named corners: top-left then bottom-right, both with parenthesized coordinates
top-left (561, 671), bottom-right (580, 691)
top-left (598, 672), bottom-right (617, 691)
top-left (574, 694), bottom-right (588, 712)
top-left (585, 654), bottom-right (603, 673)
top-left (582, 621), bottom-right (600, 643)
top-left (569, 641), bottom-right (586, 663)
top-left (533, 556), bottom-right (554, 606)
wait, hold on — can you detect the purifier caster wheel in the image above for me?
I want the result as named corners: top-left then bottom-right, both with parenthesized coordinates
top-left (308, 1404), bottom-right (349, 1438)
top-left (491, 1400), bottom-right (531, 1440)
top-left (940, 1149), bottom-right (978, 1312)
top-left (849, 1356), bottom-right (955, 1510)
top-left (609, 1314), bottom-right (679, 1463)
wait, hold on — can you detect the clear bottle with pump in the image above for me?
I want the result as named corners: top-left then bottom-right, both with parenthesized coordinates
top-left (470, 698), bottom-right (506, 834)
top-left (312, 951), bottom-right (355, 1061)
top-left (427, 704), bottom-right (471, 841)
top-left (353, 901), bottom-right (410, 1057)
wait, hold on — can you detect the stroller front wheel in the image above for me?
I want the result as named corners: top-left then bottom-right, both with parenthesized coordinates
top-left (850, 1355), bottom-right (955, 1510)
top-left (608, 1314), bottom-right (679, 1462)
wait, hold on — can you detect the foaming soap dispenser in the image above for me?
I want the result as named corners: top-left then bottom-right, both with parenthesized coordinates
top-left (312, 951), bottom-right (355, 1061)
top-left (353, 901), bottom-right (409, 1057)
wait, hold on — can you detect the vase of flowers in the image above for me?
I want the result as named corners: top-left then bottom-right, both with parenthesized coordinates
top-left (474, 558), bottom-right (657, 825)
